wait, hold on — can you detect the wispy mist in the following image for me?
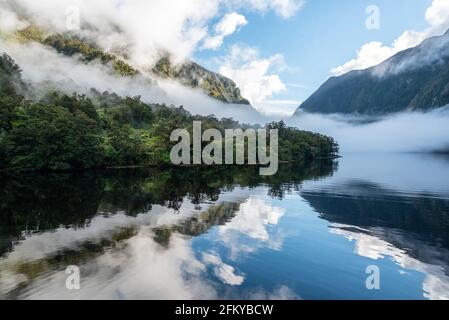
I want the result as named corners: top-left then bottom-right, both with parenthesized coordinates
top-left (289, 109), bottom-right (449, 154)
top-left (0, 39), bottom-right (269, 123)
top-left (372, 30), bottom-right (449, 77)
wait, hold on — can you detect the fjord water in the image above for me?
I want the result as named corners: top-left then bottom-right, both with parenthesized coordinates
top-left (1, 154), bottom-right (448, 300)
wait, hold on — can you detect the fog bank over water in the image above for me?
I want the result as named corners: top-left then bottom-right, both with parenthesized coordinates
top-left (302, 153), bottom-right (449, 197)
top-left (288, 108), bottom-right (449, 154)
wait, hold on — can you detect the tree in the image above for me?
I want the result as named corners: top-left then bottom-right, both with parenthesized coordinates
top-left (6, 103), bottom-right (104, 171)
top-left (0, 53), bottom-right (25, 98)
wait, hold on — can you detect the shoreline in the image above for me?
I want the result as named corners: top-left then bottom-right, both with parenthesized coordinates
top-left (0, 156), bottom-right (340, 175)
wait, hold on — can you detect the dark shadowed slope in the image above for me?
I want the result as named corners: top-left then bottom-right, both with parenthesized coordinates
top-left (295, 29), bottom-right (449, 115)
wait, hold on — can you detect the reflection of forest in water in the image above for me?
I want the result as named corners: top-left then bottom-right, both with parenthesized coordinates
top-left (0, 160), bottom-right (337, 258)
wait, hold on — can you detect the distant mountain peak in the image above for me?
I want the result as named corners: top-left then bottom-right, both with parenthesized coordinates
top-left (295, 29), bottom-right (449, 116)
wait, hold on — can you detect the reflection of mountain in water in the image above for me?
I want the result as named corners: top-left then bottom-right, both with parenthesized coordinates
top-left (302, 181), bottom-right (449, 300)
top-left (302, 181), bottom-right (449, 247)
top-left (153, 202), bottom-right (241, 247)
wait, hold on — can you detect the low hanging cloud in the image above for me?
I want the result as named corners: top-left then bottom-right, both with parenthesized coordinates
top-left (371, 30), bottom-right (449, 77)
top-left (332, 0), bottom-right (449, 76)
top-left (203, 12), bottom-right (248, 50)
top-left (0, 0), bottom-right (303, 121)
top-left (0, 39), bottom-right (273, 124)
top-left (0, 6), bottom-right (29, 32)
top-left (0, 0), bottom-right (304, 68)
top-left (0, 0), bottom-right (307, 120)
top-left (1, 0), bottom-right (221, 66)
top-left (217, 44), bottom-right (287, 114)
top-left (289, 107), bottom-right (449, 154)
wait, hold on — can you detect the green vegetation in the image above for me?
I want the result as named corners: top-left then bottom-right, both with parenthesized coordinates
top-left (0, 54), bottom-right (338, 172)
top-left (16, 26), bottom-right (139, 77)
top-left (43, 34), bottom-right (140, 77)
top-left (15, 25), bottom-right (46, 43)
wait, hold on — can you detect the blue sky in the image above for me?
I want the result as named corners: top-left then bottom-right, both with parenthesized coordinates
top-left (194, 0), bottom-right (435, 116)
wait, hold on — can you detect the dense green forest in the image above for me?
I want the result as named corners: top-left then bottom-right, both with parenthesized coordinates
top-left (0, 53), bottom-right (338, 172)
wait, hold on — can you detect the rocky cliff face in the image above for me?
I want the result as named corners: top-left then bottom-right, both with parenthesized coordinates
top-left (152, 56), bottom-right (249, 104)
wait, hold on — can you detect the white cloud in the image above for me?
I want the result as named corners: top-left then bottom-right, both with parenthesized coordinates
top-left (203, 12), bottom-right (248, 50)
top-left (0, 7), bottom-right (29, 32)
top-left (216, 12), bottom-right (248, 36)
top-left (0, 0), bottom-right (305, 119)
top-left (1, 0), bottom-right (303, 66)
top-left (425, 0), bottom-right (449, 32)
top-left (2, 0), bottom-right (221, 66)
top-left (332, 0), bottom-right (449, 76)
top-left (218, 44), bottom-right (287, 112)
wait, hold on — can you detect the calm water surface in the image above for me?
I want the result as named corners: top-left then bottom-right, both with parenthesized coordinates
top-left (1, 154), bottom-right (449, 299)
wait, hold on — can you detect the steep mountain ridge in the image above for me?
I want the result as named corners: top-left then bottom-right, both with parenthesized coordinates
top-left (295, 29), bottom-right (449, 115)
top-left (152, 56), bottom-right (249, 104)
top-left (10, 26), bottom-right (250, 105)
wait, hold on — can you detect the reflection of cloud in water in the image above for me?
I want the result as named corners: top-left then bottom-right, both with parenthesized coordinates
top-left (203, 252), bottom-right (244, 286)
top-left (248, 285), bottom-right (300, 300)
top-left (14, 231), bottom-right (216, 300)
top-left (1, 205), bottom-right (191, 264)
top-left (0, 197), bottom-right (221, 298)
top-left (0, 190), bottom-right (292, 299)
top-left (330, 223), bottom-right (449, 300)
top-left (220, 197), bottom-right (285, 241)
top-left (217, 197), bottom-right (286, 259)
top-left (0, 187), bottom-right (251, 267)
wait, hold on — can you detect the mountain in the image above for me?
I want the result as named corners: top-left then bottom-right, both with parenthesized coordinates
top-left (13, 26), bottom-right (249, 105)
top-left (152, 56), bottom-right (249, 104)
top-left (295, 29), bottom-right (449, 115)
